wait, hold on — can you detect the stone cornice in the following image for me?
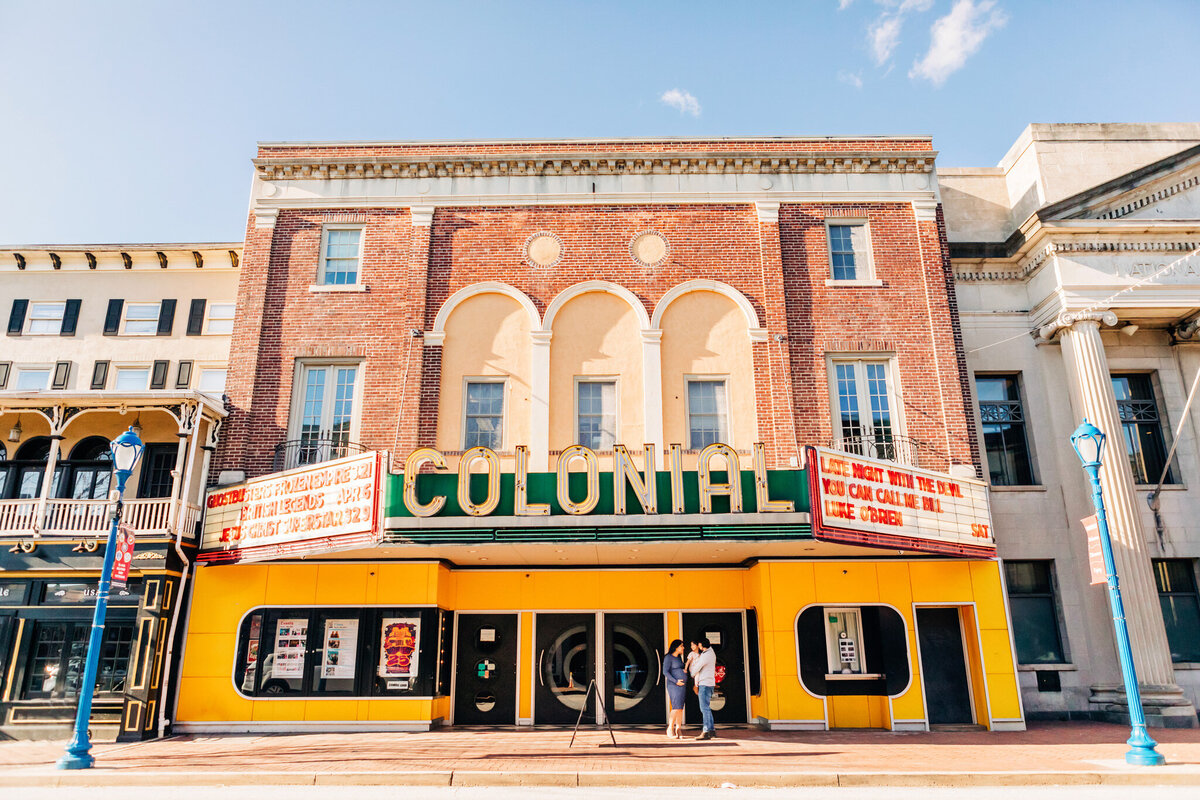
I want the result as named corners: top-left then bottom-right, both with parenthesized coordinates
top-left (953, 238), bottom-right (1200, 283)
top-left (252, 151), bottom-right (937, 182)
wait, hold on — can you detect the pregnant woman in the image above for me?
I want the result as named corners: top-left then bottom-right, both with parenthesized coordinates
top-left (662, 639), bottom-right (688, 739)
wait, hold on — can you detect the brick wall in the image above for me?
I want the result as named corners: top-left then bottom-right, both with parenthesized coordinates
top-left (218, 195), bottom-right (979, 479)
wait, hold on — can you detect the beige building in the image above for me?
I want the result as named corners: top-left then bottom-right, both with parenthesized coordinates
top-left (944, 123), bottom-right (1200, 726)
top-left (0, 243), bottom-right (238, 740)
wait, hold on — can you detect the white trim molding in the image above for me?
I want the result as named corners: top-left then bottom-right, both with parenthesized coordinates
top-left (543, 280), bottom-right (651, 330)
top-left (651, 279), bottom-right (767, 341)
top-left (430, 281), bottom-right (542, 341)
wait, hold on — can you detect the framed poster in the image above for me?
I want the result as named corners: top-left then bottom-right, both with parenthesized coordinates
top-left (322, 618), bottom-right (359, 679)
top-left (273, 617), bottom-right (308, 678)
top-left (378, 618), bottom-right (420, 679)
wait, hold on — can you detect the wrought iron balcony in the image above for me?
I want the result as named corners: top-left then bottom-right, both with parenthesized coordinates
top-left (273, 438), bottom-right (370, 472)
top-left (828, 435), bottom-right (921, 467)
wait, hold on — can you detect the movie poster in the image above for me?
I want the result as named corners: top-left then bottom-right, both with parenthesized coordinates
top-left (377, 618), bottom-right (420, 678)
top-left (274, 617), bottom-right (308, 678)
top-left (322, 618), bottom-right (359, 679)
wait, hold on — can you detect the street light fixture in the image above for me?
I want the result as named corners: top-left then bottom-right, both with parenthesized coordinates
top-left (1070, 418), bottom-right (1165, 767)
top-left (57, 426), bottom-right (144, 770)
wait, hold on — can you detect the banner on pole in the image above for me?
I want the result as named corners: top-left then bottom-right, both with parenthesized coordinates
top-left (111, 524), bottom-right (136, 589)
top-left (1081, 515), bottom-right (1106, 585)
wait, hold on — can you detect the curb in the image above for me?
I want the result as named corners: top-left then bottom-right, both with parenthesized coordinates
top-left (4, 769), bottom-right (1200, 788)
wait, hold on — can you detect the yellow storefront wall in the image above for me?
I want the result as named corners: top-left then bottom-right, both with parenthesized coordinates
top-left (176, 558), bottom-right (1021, 731)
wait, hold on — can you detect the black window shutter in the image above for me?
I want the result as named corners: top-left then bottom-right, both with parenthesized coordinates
top-left (186, 299), bottom-right (206, 336)
top-left (176, 360), bottom-right (193, 389)
top-left (91, 360), bottom-right (110, 390)
top-left (7, 299), bottom-right (28, 335)
top-left (0, 362), bottom-right (10, 389)
top-left (60, 299), bottom-right (82, 336)
top-left (104, 299), bottom-right (124, 335)
top-left (52, 361), bottom-right (71, 390)
top-left (157, 299), bottom-right (177, 336)
top-left (150, 360), bottom-right (169, 390)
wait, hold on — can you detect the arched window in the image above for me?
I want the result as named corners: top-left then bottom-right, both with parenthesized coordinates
top-left (9, 437), bottom-right (54, 500)
top-left (15, 437), bottom-right (51, 461)
top-left (64, 436), bottom-right (112, 500)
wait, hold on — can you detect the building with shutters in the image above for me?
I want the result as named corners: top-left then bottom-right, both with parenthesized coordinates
top-left (172, 136), bottom-right (1024, 735)
top-left (0, 243), bottom-right (238, 740)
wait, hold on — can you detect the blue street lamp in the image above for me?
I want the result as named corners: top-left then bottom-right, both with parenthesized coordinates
top-left (1070, 419), bottom-right (1165, 767)
top-left (58, 426), bottom-right (144, 770)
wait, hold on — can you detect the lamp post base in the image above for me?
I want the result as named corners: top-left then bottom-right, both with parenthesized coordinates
top-left (56, 750), bottom-right (95, 770)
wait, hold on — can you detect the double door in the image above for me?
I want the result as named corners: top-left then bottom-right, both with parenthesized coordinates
top-left (681, 612), bottom-right (748, 726)
top-left (534, 612), bottom-right (665, 725)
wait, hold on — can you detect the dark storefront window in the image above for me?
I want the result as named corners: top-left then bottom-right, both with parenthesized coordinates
top-left (976, 375), bottom-right (1035, 485)
top-left (1112, 374), bottom-right (1175, 485)
top-left (795, 605), bottom-right (909, 696)
top-left (1154, 559), bottom-right (1200, 663)
top-left (235, 607), bottom-right (446, 699)
top-left (22, 619), bottom-right (135, 700)
top-left (1004, 561), bottom-right (1066, 664)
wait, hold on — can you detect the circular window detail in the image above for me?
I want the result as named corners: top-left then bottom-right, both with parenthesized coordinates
top-left (629, 230), bottom-right (669, 268)
top-left (709, 689), bottom-right (727, 712)
top-left (524, 231), bottom-right (564, 268)
top-left (474, 691), bottom-right (497, 713)
top-left (475, 658), bottom-right (497, 681)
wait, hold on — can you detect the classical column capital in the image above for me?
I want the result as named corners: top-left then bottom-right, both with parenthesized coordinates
top-left (1035, 309), bottom-right (1119, 343)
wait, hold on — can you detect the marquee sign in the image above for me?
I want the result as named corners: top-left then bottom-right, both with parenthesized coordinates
top-left (198, 451), bottom-right (385, 564)
top-left (807, 445), bottom-right (995, 558)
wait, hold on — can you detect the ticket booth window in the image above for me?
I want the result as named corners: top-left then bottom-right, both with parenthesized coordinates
top-left (824, 608), bottom-right (865, 675)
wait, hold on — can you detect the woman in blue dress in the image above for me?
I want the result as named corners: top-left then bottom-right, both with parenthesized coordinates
top-left (663, 639), bottom-right (688, 739)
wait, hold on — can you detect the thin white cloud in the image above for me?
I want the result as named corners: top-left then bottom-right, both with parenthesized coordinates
top-left (866, 0), bottom-right (934, 66)
top-left (659, 88), bottom-right (701, 117)
top-left (838, 0), bottom-right (855, 9)
top-left (910, 0), bottom-right (1007, 85)
top-left (838, 70), bottom-right (864, 89)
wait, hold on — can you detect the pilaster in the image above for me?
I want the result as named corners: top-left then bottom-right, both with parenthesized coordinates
top-left (754, 202), bottom-right (799, 467)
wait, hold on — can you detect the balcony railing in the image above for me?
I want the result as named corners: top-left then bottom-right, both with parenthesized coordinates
top-left (828, 435), bottom-right (921, 467)
top-left (0, 498), bottom-right (201, 538)
top-left (273, 438), bottom-right (370, 472)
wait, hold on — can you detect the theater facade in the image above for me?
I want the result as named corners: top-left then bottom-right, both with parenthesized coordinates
top-left (173, 137), bottom-right (1023, 733)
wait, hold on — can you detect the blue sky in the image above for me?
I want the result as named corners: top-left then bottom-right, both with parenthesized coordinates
top-left (1, 0), bottom-right (1197, 244)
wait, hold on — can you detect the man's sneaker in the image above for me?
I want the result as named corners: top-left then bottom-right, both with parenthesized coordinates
top-left (695, 731), bottom-right (715, 740)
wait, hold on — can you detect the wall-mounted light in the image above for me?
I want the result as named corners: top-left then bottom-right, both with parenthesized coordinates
top-left (7, 416), bottom-right (22, 443)
top-left (1122, 323), bottom-right (1140, 337)
top-left (130, 414), bottom-right (142, 438)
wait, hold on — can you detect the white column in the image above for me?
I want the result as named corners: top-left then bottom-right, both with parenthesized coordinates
top-left (530, 331), bottom-right (552, 472)
top-left (34, 434), bottom-right (63, 536)
top-left (641, 329), bottom-right (664, 465)
top-left (1053, 312), bottom-right (1177, 688)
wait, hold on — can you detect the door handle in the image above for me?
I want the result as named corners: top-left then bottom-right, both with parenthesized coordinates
top-left (654, 649), bottom-right (662, 686)
top-left (537, 649), bottom-right (545, 686)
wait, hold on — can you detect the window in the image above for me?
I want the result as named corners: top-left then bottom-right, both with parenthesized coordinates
top-left (139, 443), bottom-right (178, 498)
top-left (122, 303), bottom-right (160, 335)
top-left (205, 303), bottom-right (235, 334)
top-left (197, 368), bottom-right (227, 395)
top-left (235, 606), bottom-right (440, 698)
top-left (26, 302), bottom-right (65, 335)
top-left (114, 367), bottom-right (150, 391)
top-left (291, 363), bottom-right (359, 467)
top-left (1154, 560), bottom-right (1200, 663)
top-left (321, 228), bottom-right (363, 285)
top-left (576, 379), bottom-right (616, 450)
top-left (977, 374), bottom-right (1035, 485)
top-left (1112, 374), bottom-right (1174, 484)
top-left (824, 608), bottom-right (866, 675)
top-left (686, 378), bottom-right (728, 449)
top-left (1004, 561), bottom-right (1066, 664)
top-left (832, 359), bottom-right (898, 460)
top-left (14, 367), bottom-right (51, 391)
top-left (827, 223), bottom-right (872, 282)
top-left (463, 380), bottom-right (504, 450)
top-left (22, 619), bottom-right (135, 700)
top-left (65, 437), bottom-right (112, 500)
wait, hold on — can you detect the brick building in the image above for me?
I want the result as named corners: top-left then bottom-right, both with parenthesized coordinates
top-left (175, 138), bottom-right (1021, 733)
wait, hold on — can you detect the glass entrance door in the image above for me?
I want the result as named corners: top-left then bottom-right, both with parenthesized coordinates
top-left (682, 612), bottom-right (748, 725)
top-left (534, 613), bottom-right (595, 725)
top-left (604, 613), bottom-right (665, 725)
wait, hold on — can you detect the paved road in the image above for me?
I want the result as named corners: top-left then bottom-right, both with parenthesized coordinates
top-left (15, 787), bottom-right (1200, 800)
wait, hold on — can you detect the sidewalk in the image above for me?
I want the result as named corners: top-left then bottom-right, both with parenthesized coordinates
top-left (3, 722), bottom-right (1200, 787)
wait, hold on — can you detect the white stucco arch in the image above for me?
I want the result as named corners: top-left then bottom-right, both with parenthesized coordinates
top-left (429, 281), bottom-right (541, 344)
top-left (542, 280), bottom-right (651, 332)
top-left (651, 279), bottom-right (768, 341)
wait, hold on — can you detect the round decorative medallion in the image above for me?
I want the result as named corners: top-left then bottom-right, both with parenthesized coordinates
top-left (524, 232), bottom-right (563, 268)
top-left (629, 231), bottom-right (669, 268)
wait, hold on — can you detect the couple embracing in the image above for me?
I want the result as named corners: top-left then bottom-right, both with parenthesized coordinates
top-left (662, 637), bottom-right (716, 740)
